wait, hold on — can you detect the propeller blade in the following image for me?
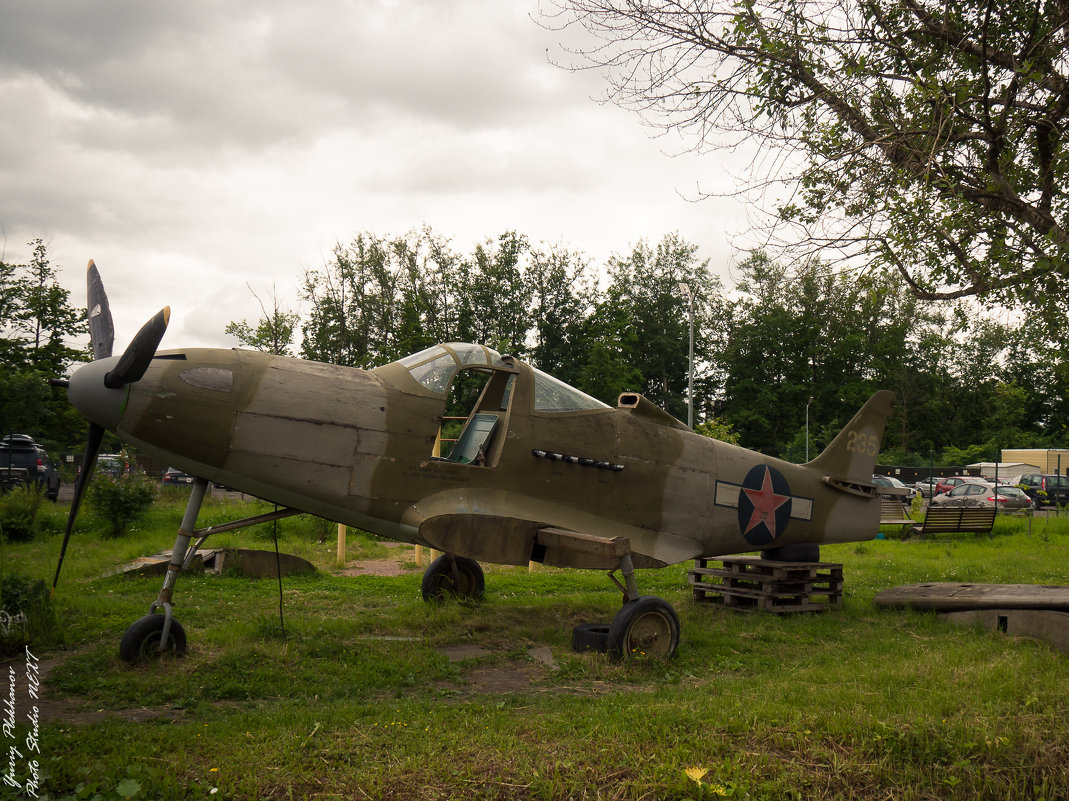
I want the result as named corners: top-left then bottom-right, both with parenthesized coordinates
top-left (51, 421), bottom-right (106, 598)
top-left (87, 260), bottom-right (115, 360)
top-left (104, 306), bottom-right (170, 389)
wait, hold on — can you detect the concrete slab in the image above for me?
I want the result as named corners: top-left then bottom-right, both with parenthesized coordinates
top-left (112, 553), bottom-right (203, 578)
top-left (112, 548), bottom-right (314, 579)
top-left (941, 609), bottom-right (1069, 655)
top-left (208, 548), bottom-right (315, 578)
top-left (875, 582), bottom-right (1069, 611)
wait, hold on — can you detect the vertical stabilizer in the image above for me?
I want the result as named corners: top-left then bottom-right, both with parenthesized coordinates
top-left (805, 390), bottom-right (895, 483)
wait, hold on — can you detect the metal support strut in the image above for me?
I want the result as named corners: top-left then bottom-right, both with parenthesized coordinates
top-left (150, 477), bottom-right (208, 650)
top-left (607, 553), bottom-right (640, 604)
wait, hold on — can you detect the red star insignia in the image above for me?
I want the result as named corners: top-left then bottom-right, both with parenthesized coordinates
top-left (742, 466), bottom-right (791, 538)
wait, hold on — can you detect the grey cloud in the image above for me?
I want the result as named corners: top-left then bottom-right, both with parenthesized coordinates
top-left (1, 0), bottom-right (576, 162)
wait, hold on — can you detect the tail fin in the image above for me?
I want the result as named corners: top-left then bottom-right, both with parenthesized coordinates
top-left (805, 390), bottom-right (895, 485)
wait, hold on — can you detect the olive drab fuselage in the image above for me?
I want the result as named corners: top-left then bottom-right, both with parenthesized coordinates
top-left (97, 342), bottom-right (889, 571)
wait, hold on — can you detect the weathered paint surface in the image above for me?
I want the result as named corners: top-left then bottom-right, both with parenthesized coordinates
top-left (93, 344), bottom-right (893, 570)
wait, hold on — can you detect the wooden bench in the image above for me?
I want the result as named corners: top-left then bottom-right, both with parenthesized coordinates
top-left (912, 506), bottom-right (997, 537)
top-left (879, 497), bottom-right (914, 536)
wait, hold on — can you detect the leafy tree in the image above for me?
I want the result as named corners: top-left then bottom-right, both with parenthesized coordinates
top-left (300, 234), bottom-right (392, 367)
top-left (552, 0), bottom-right (1069, 327)
top-left (0, 239), bottom-right (87, 446)
top-left (388, 227), bottom-right (464, 360)
top-left (299, 228), bottom-right (467, 367)
top-left (454, 231), bottom-right (533, 356)
top-left (695, 417), bottom-right (740, 445)
top-left (17, 240), bottom-right (84, 364)
top-left (225, 283), bottom-right (299, 356)
top-left (526, 244), bottom-right (596, 386)
top-left (1002, 317), bottom-right (1069, 443)
top-left (715, 251), bottom-right (956, 458)
top-left (586, 234), bottom-right (713, 418)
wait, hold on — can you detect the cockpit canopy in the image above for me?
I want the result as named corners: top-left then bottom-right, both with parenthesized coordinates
top-left (396, 343), bottom-right (506, 394)
top-left (391, 342), bottom-right (608, 413)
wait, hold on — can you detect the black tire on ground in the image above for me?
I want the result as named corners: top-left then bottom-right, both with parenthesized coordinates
top-left (119, 614), bottom-right (187, 663)
top-left (420, 554), bottom-right (485, 602)
top-left (572, 622), bottom-right (611, 653)
top-left (607, 596), bottom-right (680, 661)
top-left (761, 543), bottom-right (820, 562)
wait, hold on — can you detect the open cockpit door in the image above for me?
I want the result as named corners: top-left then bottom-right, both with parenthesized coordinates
top-left (435, 358), bottom-right (516, 467)
top-left (378, 343), bottom-right (517, 468)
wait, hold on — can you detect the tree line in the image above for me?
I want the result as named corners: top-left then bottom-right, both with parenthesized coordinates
top-left (225, 227), bottom-right (1067, 467)
top-left (0, 233), bottom-right (1064, 467)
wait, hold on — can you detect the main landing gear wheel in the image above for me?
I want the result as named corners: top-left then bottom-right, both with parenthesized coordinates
top-left (607, 596), bottom-right (680, 661)
top-left (421, 554), bottom-right (485, 602)
top-left (119, 614), bottom-right (187, 663)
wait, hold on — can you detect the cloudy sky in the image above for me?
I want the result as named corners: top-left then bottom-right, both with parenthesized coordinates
top-left (1, 0), bottom-right (746, 352)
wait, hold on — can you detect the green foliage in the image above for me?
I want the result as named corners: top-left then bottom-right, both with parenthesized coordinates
top-left (0, 572), bottom-right (55, 655)
top-left (940, 443), bottom-right (996, 468)
top-left (0, 482), bottom-right (46, 542)
top-left (224, 283), bottom-right (299, 356)
top-left (589, 234), bottom-right (714, 416)
top-left (88, 472), bottom-right (158, 538)
top-left (52, 763), bottom-right (220, 801)
top-left (695, 417), bottom-right (740, 444)
top-left (0, 239), bottom-right (89, 446)
top-left (556, 0), bottom-right (1069, 325)
top-left (300, 228), bottom-right (464, 367)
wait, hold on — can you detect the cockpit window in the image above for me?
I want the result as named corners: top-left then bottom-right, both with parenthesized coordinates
top-left (398, 345), bottom-right (447, 369)
top-left (532, 368), bottom-right (609, 412)
top-left (408, 354), bottom-right (457, 394)
top-left (398, 343), bottom-right (506, 394)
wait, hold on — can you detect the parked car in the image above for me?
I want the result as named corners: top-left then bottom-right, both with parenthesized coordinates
top-left (0, 434), bottom-right (61, 500)
top-left (97, 453), bottom-right (130, 477)
top-left (872, 474), bottom-right (920, 499)
top-left (930, 483), bottom-right (1033, 511)
top-left (934, 475), bottom-right (992, 495)
top-left (161, 467), bottom-right (196, 486)
top-left (1015, 474), bottom-right (1069, 508)
top-left (914, 477), bottom-right (941, 498)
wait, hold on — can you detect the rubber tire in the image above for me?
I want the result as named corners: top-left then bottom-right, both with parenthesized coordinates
top-left (119, 614), bottom-right (187, 663)
top-left (421, 554), bottom-right (485, 602)
top-left (761, 543), bottom-right (820, 562)
top-left (607, 596), bottom-right (680, 661)
top-left (572, 623), bottom-right (611, 653)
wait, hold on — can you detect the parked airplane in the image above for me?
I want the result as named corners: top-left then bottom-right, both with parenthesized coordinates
top-left (55, 262), bottom-right (896, 662)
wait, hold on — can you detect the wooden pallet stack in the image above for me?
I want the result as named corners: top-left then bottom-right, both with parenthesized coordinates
top-left (689, 555), bottom-right (844, 613)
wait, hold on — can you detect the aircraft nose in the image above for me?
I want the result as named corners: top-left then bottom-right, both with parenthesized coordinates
top-left (68, 357), bottom-right (128, 431)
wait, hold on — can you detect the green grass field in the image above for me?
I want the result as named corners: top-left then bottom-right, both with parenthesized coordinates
top-left (3, 497), bottom-right (1068, 800)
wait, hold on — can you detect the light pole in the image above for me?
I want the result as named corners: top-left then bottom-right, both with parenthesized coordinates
top-left (678, 282), bottom-right (696, 428)
top-left (805, 396), bottom-right (814, 462)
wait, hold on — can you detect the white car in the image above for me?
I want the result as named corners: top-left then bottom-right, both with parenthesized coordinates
top-left (872, 474), bottom-right (920, 499)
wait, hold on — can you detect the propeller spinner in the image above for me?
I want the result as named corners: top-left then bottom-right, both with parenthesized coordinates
top-left (51, 262), bottom-right (170, 596)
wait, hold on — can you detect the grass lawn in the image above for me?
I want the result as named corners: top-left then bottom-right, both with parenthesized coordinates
top-left (2, 495), bottom-right (1068, 800)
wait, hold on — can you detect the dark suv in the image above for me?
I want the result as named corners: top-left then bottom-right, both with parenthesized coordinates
top-left (1016, 474), bottom-right (1069, 509)
top-left (0, 434), bottom-right (61, 500)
